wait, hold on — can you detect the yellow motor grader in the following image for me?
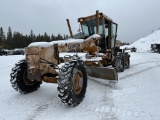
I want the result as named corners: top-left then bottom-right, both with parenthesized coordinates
top-left (10, 11), bottom-right (130, 106)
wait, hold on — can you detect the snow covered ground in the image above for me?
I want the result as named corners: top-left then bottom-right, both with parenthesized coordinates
top-left (0, 53), bottom-right (160, 120)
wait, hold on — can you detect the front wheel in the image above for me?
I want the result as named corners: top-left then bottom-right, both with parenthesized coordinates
top-left (57, 61), bottom-right (87, 106)
top-left (10, 60), bottom-right (42, 94)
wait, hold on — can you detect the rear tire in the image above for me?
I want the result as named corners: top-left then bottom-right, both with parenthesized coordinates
top-left (112, 54), bottom-right (124, 72)
top-left (57, 61), bottom-right (87, 106)
top-left (124, 54), bottom-right (130, 69)
top-left (10, 60), bottom-right (41, 94)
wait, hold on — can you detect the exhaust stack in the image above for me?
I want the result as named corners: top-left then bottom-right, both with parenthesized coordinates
top-left (66, 19), bottom-right (73, 38)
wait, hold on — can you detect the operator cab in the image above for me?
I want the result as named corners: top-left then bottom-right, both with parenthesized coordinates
top-left (78, 11), bottom-right (118, 53)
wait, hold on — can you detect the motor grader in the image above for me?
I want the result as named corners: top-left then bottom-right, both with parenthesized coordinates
top-left (10, 11), bottom-right (130, 106)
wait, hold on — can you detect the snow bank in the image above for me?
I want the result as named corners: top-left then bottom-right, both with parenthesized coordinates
top-left (121, 30), bottom-right (160, 52)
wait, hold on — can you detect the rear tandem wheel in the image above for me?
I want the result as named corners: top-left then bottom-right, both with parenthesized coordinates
top-left (124, 54), bottom-right (130, 69)
top-left (112, 54), bottom-right (124, 72)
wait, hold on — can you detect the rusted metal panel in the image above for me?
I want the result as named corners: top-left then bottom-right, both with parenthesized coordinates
top-left (43, 76), bottom-right (57, 83)
top-left (26, 46), bottom-right (59, 81)
top-left (27, 67), bottom-right (41, 81)
top-left (25, 47), bottom-right (39, 55)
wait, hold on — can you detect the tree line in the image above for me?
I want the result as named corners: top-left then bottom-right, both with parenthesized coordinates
top-left (0, 26), bottom-right (69, 49)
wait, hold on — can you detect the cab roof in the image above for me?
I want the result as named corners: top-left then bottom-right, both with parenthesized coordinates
top-left (78, 12), bottom-right (112, 23)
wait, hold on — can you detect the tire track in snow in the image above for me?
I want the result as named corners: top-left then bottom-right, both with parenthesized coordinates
top-left (131, 60), bottom-right (160, 67)
top-left (92, 78), bottom-right (118, 120)
top-left (97, 89), bottom-right (117, 119)
top-left (27, 102), bottom-right (50, 120)
top-left (119, 62), bottom-right (160, 80)
top-left (26, 96), bottom-right (61, 120)
top-left (0, 99), bottom-right (31, 105)
top-left (93, 60), bottom-right (160, 119)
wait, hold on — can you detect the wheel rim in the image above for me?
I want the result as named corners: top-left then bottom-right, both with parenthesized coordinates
top-left (73, 70), bottom-right (83, 95)
top-left (23, 70), bottom-right (35, 85)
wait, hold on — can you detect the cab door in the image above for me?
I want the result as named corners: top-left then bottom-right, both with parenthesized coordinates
top-left (111, 22), bottom-right (118, 49)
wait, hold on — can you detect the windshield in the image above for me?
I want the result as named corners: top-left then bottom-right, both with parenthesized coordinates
top-left (81, 19), bottom-right (103, 37)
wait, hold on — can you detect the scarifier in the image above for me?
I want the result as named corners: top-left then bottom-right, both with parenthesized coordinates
top-left (10, 11), bottom-right (130, 106)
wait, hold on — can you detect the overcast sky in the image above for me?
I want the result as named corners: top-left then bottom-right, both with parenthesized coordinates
top-left (1, 0), bottom-right (160, 43)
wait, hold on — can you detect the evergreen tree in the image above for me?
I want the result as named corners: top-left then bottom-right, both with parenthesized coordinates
top-left (7, 27), bottom-right (13, 49)
top-left (0, 27), bottom-right (5, 41)
top-left (24, 35), bottom-right (29, 47)
top-left (0, 27), bottom-right (3, 47)
top-left (0, 26), bottom-right (69, 49)
top-left (44, 32), bottom-right (50, 42)
top-left (30, 30), bottom-right (34, 42)
top-left (63, 34), bottom-right (66, 40)
top-left (36, 34), bottom-right (41, 42)
top-left (66, 35), bottom-right (69, 39)
top-left (51, 34), bottom-right (56, 41)
top-left (57, 34), bottom-right (63, 40)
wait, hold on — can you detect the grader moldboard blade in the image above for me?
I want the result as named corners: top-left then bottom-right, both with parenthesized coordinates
top-left (86, 66), bottom-right (118, 81)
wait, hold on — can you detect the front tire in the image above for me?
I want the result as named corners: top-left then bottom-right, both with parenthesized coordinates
top-left (10, 60), bottom-right (41, 94)
top-left (57, 61), bottom-right (87, 106)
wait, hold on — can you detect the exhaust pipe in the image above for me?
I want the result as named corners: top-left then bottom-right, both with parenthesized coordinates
top-left (96, 10), bottom-right (99, 56)
top-left (96, 10), bottom-right (99, 34)
top-left (66, 19), bottom-right (73, 38)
